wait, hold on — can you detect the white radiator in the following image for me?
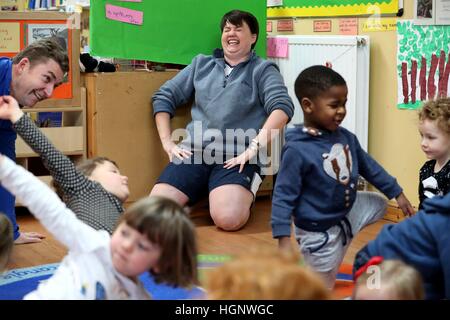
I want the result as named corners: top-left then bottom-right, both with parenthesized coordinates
top-left (268, 35), bottom-right (370, 151)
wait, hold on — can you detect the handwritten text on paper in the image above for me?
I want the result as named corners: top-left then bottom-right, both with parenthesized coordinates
top-left (106, 4), bottom-right (144, 26)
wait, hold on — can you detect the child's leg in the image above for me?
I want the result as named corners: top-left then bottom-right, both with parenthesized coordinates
top-left (295, 225), bottom-right (349, 289)
top-left (294, 192), bottom-right (386, 289)
top-left (347, 191), bottom-right (387, 234)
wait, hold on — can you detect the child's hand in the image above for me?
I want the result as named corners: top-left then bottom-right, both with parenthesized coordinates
top-left (14, 231), bottom-right (46, 244)
top-left (278, 236), bottom-right (293, 252)
top-left (0, 95), bottom-right (24, 123)
top-left (395, 192), bottom-right (415, 217)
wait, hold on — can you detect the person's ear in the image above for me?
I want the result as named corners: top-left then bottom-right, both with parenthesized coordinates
top-left (251, 33), bottom-right (257, 45)
top-left (16, 58), bottom-right (30, 74)
top-left (301, 98), bottom-right (314, 114)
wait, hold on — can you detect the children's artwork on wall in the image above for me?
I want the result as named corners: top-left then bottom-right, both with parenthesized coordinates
top-left (414, 0), bottom-right (435, 25)
top-left (267, 0), bottom-right (283, 7)
top-left (267, 0), bottom-right (399, 18)
top-left (396, 21), bottom-right (450, 110)
top-left (0, 22), bottom-right (20, 53)
top-left (27, 24), bottom-right (68, 50)
top-left (27, 23), bottom-right (69, 85)
top-left (436, 0), bottom-right (450, 25)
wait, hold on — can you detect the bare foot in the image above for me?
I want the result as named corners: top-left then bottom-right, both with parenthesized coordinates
top-left (14, 232), bottom-right (46, 245)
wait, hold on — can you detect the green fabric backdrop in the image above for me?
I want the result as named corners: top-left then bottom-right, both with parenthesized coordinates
top-left (90, 0), bottom-right (266, 65)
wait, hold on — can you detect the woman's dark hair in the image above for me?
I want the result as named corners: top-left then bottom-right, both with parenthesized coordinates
top-left (220, 10), bottom-right (259, 49)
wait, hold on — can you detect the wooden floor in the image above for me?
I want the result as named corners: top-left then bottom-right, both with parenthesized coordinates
top-left (7, 196), bottom-right (392, 270)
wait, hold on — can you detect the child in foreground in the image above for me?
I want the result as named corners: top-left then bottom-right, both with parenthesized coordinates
top-left (353, 258), bottom-right (424, 300)
top-left (206, 247), bottom-right (330, 300)
top-left (353, 190), bottom-right (450, 300)
top-left (0, 153), bottom-right (198, 299)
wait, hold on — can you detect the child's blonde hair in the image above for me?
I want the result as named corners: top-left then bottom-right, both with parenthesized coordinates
top-left (206, 247), bottom-right (331, 300)
top-left (118, 196), bottom-right (198, 288)
top-left (418, 97), bottom-right (450, 134)
top-left (353, 259), bottom-right (424, 300)
top-left (0, 213), bottom-right (13, 272)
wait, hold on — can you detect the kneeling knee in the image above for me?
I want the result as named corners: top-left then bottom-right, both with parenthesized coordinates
top-left (211, 208), bottom-right (249, 231)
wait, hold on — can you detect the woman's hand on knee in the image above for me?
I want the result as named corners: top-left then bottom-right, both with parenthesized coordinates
top-left (162, 140), bottom-right (192, 161)
top-left (223, 148), bottom-right (258, 173)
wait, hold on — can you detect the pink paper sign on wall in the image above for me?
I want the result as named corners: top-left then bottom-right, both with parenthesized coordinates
top-left (313, 20), bottom-right (332, 32)
top-left (105, 4), bottom-right (144, 26)
top-left (267, 37), bottom-right (289, 58)
top-left (339, 18), bottom-right (358, 35)
top-left (277, 19), bottom-right (294, 32)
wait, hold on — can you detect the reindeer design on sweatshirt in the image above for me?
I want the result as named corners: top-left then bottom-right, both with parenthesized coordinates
top-left (322, 143), bottom-right (352, 185)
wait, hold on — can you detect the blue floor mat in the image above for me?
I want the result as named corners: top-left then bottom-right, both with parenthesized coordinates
top-left (0, 263), bottom-right (205, 300)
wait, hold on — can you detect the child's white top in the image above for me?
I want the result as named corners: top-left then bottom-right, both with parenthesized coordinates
top-left (0, 157), bottom-right (150, 300)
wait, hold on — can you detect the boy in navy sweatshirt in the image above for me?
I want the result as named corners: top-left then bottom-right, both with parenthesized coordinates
top-left (353, 192), bottom-right (450, 299)
top-left (271, 65), bottom-right (415, 288)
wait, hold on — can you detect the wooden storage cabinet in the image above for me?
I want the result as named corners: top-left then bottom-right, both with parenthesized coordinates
top-left (15, 89), bottom-right (87, 206)
top-left (83, 71), bottom-right (272, 205)
top-left (83, 71), bottom-right (187, 204)
top-left (16, 127), bottom-right (84, 155)
top-left (5, 11), bottom-right (85, 206)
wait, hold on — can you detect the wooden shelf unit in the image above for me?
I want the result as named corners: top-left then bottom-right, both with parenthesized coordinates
top-left (15, 88), bottom-right (87, 207)
top-left (1, 11), bottom-right (86, 206)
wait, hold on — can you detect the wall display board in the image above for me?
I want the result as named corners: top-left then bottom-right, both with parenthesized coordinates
top-left (267, 0), bottom-right (400, 18)
top-left (90, 0), bottom-right (266, 65)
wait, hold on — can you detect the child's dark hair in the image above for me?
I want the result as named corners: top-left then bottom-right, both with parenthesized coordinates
top-left (52, 156), bottom-right (117, 199)
top-left (220, 10), bottom-right (259, 49)
top-left (294, 65), bottom-right (347, 103)
top-left (119, 196), bottom-right (198, 288)
top-left (418, 97), bottom-right (450, 134)
top-left (0, 213), bottom-right (13, 272)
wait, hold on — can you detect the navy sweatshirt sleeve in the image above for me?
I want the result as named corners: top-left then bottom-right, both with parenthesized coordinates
top-left (354, 135), bottom-right (402, 199)
top-left (271, 145), bottom-right (303, 238)
top-left (365, 193), bottom-right (450, 299)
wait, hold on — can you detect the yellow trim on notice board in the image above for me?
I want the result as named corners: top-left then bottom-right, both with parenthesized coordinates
top-left (267, 2), bottom-right (399, 18)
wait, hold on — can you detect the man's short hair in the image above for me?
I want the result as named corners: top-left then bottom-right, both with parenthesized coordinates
top-left (12, 38), bottom-right (69, 74)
